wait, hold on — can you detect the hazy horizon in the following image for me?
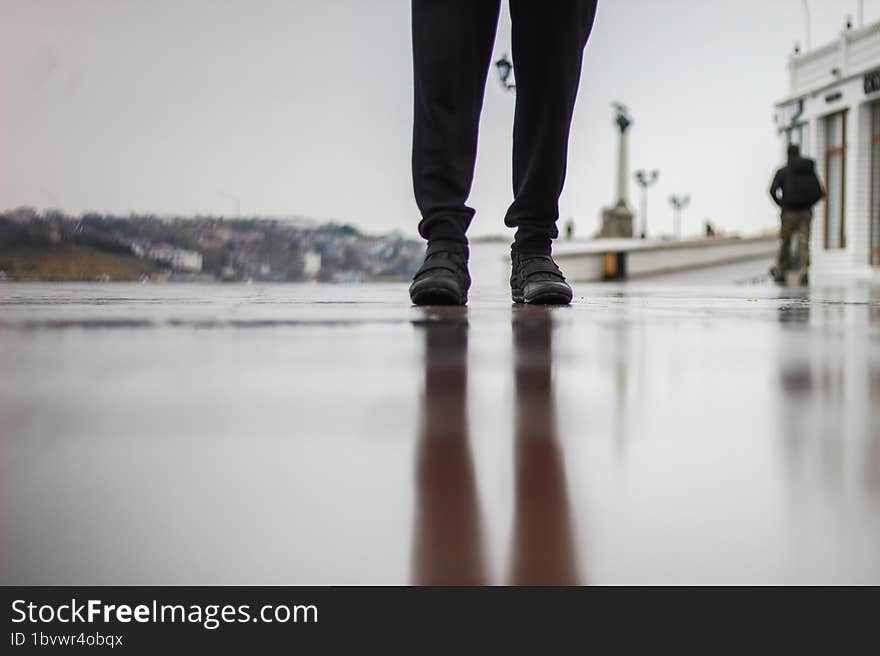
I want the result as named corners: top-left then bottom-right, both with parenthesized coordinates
top-left (3, 0), bottom-right (878, 240)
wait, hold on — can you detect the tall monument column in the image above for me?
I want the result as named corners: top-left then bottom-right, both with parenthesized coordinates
top-left (616, 113), bottom-right (629, 204)
top-left (597, 103), bottom-right (635, 238)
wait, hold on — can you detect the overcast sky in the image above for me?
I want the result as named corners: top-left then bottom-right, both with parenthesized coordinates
top-left (2, 0), bottom-right (879, 239)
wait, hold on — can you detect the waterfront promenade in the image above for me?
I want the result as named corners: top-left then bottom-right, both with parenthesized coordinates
top-left (1, 271), bottom-right (879, 584)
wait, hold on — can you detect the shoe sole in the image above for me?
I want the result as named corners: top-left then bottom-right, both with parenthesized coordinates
top-left (410, 287), bottom-right (466, 306)
top-left (511, 290), bottom-right (572, 305)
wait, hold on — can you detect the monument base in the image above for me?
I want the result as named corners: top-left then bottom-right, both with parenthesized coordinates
top-left (597, 202), bottom-right (634, 238)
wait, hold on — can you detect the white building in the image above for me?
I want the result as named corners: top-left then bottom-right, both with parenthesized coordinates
top-left (303, 251), bottom-right (322, 279)
top-left (775, 20), bottom-right (880, 278)
top-left (147, 243), bottom-right (203, 272)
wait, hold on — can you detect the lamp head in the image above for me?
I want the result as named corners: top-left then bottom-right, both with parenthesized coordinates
top-left (494, 53), bottom-right (513, 86)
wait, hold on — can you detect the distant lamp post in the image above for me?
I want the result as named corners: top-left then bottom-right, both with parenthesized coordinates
top-left (669, 194), bottom-right (691, 240)
top-left (634, 169), bottom-right (659, 239)
top-left (802, 0), bottom-right (811, 50)
top-left (494, 52), bottom-right (515, 92)
top-left (218, 190), bottom-right (241, 217)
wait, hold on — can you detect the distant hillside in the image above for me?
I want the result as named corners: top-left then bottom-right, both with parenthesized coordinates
top-left (0, 208), bottom-right (422, 282)
top-left (0, 246), bottom-right (159, 282)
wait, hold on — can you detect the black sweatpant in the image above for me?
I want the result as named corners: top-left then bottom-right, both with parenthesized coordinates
top-left (412, 0), bottom-right (597, 253)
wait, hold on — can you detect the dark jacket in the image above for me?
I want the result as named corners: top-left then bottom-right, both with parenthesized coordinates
top-left (769, 156), bottom-right (825, 212)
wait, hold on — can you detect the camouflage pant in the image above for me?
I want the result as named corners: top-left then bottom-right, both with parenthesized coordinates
top-left (777, 209), bottom-right (812, 271)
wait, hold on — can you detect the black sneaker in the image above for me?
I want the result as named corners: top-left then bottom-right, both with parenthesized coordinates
top-left (409, 241), bottom-right (470, 306)
top-left (510, 252), bottom-right (572, 305)
top-left (770, 266), bottom-right (786, 284)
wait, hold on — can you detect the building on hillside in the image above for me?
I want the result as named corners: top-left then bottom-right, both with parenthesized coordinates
top-left (775, 19), bottom-right (880, 277)
top-left (303, 251), bottom-right (322, 279)
top-left (147, 244), bottom-right (203, 272)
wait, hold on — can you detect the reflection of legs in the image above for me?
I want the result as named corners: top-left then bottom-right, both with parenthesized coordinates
top-left (509, 308), bottom-right (580, 585)
top-left (777, 213), bottom-right (795, 271)
top-left (411, 312), bottom-right (486, 585)
top-left (412, 0), bottom-right (502, 244)
top-left (505, 0), bottom-right (597, 253)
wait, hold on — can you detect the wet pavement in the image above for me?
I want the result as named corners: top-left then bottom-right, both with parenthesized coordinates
top-left (1, 277), bottom-right (879, 584)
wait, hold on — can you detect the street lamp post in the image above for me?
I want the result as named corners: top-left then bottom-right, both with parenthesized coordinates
top-left (802, 0), bottom-right (811, 50)
top-left (218, 190), bottom-right (241, 217)
top-left (669, 194), bottom-right (690, 240)
top-left (634, 169), bottom-right (659, 239)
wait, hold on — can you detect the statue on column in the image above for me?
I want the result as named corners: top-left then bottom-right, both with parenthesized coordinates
top-left (597, 102), bottom-right (635, 238)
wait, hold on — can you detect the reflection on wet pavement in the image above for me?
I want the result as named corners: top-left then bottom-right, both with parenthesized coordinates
top-left (509, 307), bottom-right (580, 585)
top-left (412, 307), bottom-right (580, 585)
top-left (1, 282), bottom-right (879, 584)
top-left (412, 309), bottom-right (486, 585)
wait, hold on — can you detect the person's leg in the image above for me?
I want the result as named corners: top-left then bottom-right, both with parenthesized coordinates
top-left (797, 210), bottom-right (812, 284)
top-left (798, 210), bottom-right (812, 269)
top-left (776, 212), bottom-right (795, 271)
top-left (412, 0), bottom-right (502, 244)
top-left (505, 0), bottom-right (598, 254)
